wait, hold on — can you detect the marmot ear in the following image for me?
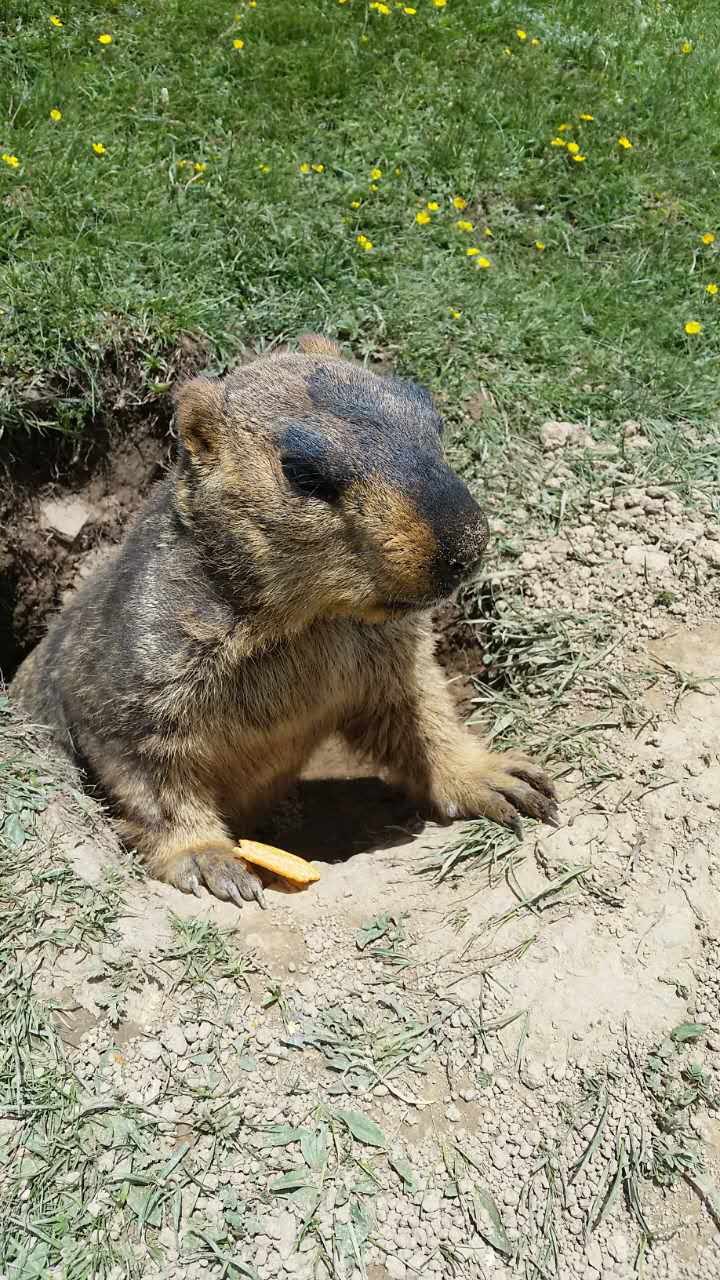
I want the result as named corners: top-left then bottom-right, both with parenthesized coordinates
top-left (174, 376), bottom-right (224, 458)
top-left (298, 333), bottom-right (345, 359)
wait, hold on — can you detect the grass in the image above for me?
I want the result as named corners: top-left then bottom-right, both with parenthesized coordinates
top-left (2, 0), bottom-right (720, 446)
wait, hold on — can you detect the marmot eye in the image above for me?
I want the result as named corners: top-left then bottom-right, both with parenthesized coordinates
top-left (281, 455), bottom-right (340, 503)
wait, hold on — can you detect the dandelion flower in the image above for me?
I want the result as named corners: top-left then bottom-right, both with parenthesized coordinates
top-left (356, 233), bottom-right (374, 251)
top-left (369, 182), bottom-right (378, 191)
top-left (49, 108), bottom-right (62, 122)
top-left (338, 0), bottom-right (350, 5)
top-left (92, 142), bottom-right (107, 155)
top-left (2, 153), bottom-right (20, 168)
top-left (426, 200), bottom-right (440, 212)
top-left (194, 161), bottom-right (207, 173)
top-left (706, 283), bottom-right (718, 295)
top-left (370, 167), bottom-right (383, 180)
top-left (476, 256), bottom-right (491, 268)
top-left (299, 162), bottom-right (311, 174)
top-left (680, 40), bottom-right (692, 54)
top-left (49, 14), bottom-right (63, 26)
top-left (516, 28), bottom-right (527, 40)
top-left (233, 37), bottom-right (245, 48)
top-left (566, 141), bottom-right (580, 155)
top-left (450, 308), bottom-right (462, 319)
top-left (369, 2), bottom-right (390, 12)
top-left (534, 240), bottom-right (545, 251)
top-left (550, 137), bottom-right (566, 148)
top-left (701, 232), bottom-right (715, 245)
top-left (416, 210), bottom-right (431, 225)
top-left (579, 113), bottom-right (594, 121)
top-left (573, 153), bottom-right (587, 163)
top-left (312, 163), bottom-right (324, 173)
top-left (98, 33), bottom-right (112, 44)
top-left (684, 320), bottom-right (701, 334)
top-left (452, 196), bottom-right (467, 210)
top-left (258, 163), bottom-right (271, 174)
top-left (484, 227), bottom-right (493, 237)
top-left (350, 199), bottom-right (361, 209)
top-left (403, 5), bottom-right (417, 12)
top-left (456, 220), bottom-right (473, 232)
top-left (432, 0), bottom-right (447, 7)
top-left (557, 123), bottom-right (571, 132)
top-left (531, 37), bottom-right (540, 46)
top-left (617, 135), bottom-right (633, 149)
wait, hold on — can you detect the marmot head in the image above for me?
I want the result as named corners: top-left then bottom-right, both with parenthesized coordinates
top-left (174, 336), bottom-right (489, 629)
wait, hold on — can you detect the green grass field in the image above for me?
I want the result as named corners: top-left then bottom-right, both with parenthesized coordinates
top-left (1, 0), bottom-right (719, 440)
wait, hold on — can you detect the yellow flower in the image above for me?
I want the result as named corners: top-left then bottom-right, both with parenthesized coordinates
top-left (456, 220), bottom-right (473, 232)
top-left (680, 40), bottom-right (693, 54)
top-left (92, 142), bottom-right (107, 155)
top-left (233, 38), bottom-right (245, 48)
top-left (476, 256), bottom-right (491, 268)
top-left (49, 14), bottom-right (63, 26)
top-left (370, 1), bottom-right (390, 11)
top-left (361, 33), bottom-right (369, 41)
top-left (403, 5), bottom-right (417, 12)
top-left (617, 136), bottom-right (633, 149)
top-left (49, 108), bottom-right (62, 122)
top-left (566, 141), bottom-right (580, 155)
top-left (550, 137), bottom-right (566, 147)
top-left (299, 162), bottom-right (311, 174)
top-left (338, 0), bottom-right (350, 5)
top-left (2, 153), bottom-right (20, 168)
top-left (484, 227), bottom-right (493, 237)
top-left (194, 161), bottom-right (207, 173)
top-left (579, 113), bottom-right (594, 121)
top-left (557, 123), bottom-right (571, 132)
top-left (432, 0), bottom-right (447, 7)
top-left (370, 167), bottom-right (383, 180)
top-left (416, 210), bottom-right (431, 225)
top-left (701, 232), bottom-right (716, 245)
top-left (356, 233), bottom-right (374, 251)
top-left (426, 200), bottom-right (440, 212)
top-left (573, 154), bottom-right (587, 163)
top-left (98, 33), bottom-right (112, 44)
top-left (312, 163), bottom-right (325, 173)
top-left (452, 196), bottom-right (467, 210)
top-left (258, 163), bottom-right (271, 174)
top-left (531, 37), bottom-right (540, 46)
top-left (369, 182), bottom-right (378, 191)
top-left (350, 199), bottom-right (361, 209)
top-left (684, 320), bottom-right (701, 334)
top-left (516, 29), bottom-right (527, 40)
top-left (706, 283), bottom-right (718, 295)
top-left (450, 308), bottom-right (462, 319)
top-left (534, 240), bottom-right (545, 250)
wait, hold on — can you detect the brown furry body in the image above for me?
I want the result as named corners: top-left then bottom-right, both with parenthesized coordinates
top-left (11, 337), bottom-right (557, 907)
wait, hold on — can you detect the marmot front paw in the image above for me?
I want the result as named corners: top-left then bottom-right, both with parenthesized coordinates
top-left (158, 844), bottom-right (266, 908)
top-left (435, 750), bottom-right (558, 835)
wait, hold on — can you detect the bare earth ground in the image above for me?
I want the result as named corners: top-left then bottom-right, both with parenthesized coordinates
top-left (1, 435), bottom-right (719, 1280)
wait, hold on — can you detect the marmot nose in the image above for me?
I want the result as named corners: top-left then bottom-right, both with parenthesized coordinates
top-left (438, 549), bottom-right (485, 595)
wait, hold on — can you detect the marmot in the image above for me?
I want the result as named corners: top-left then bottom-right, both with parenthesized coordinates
top-left (11, 336), bottom-right (557, 908)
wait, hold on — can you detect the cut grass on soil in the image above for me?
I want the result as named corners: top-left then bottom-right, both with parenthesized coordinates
top-left (2, 0), bottom-right (720, 444)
